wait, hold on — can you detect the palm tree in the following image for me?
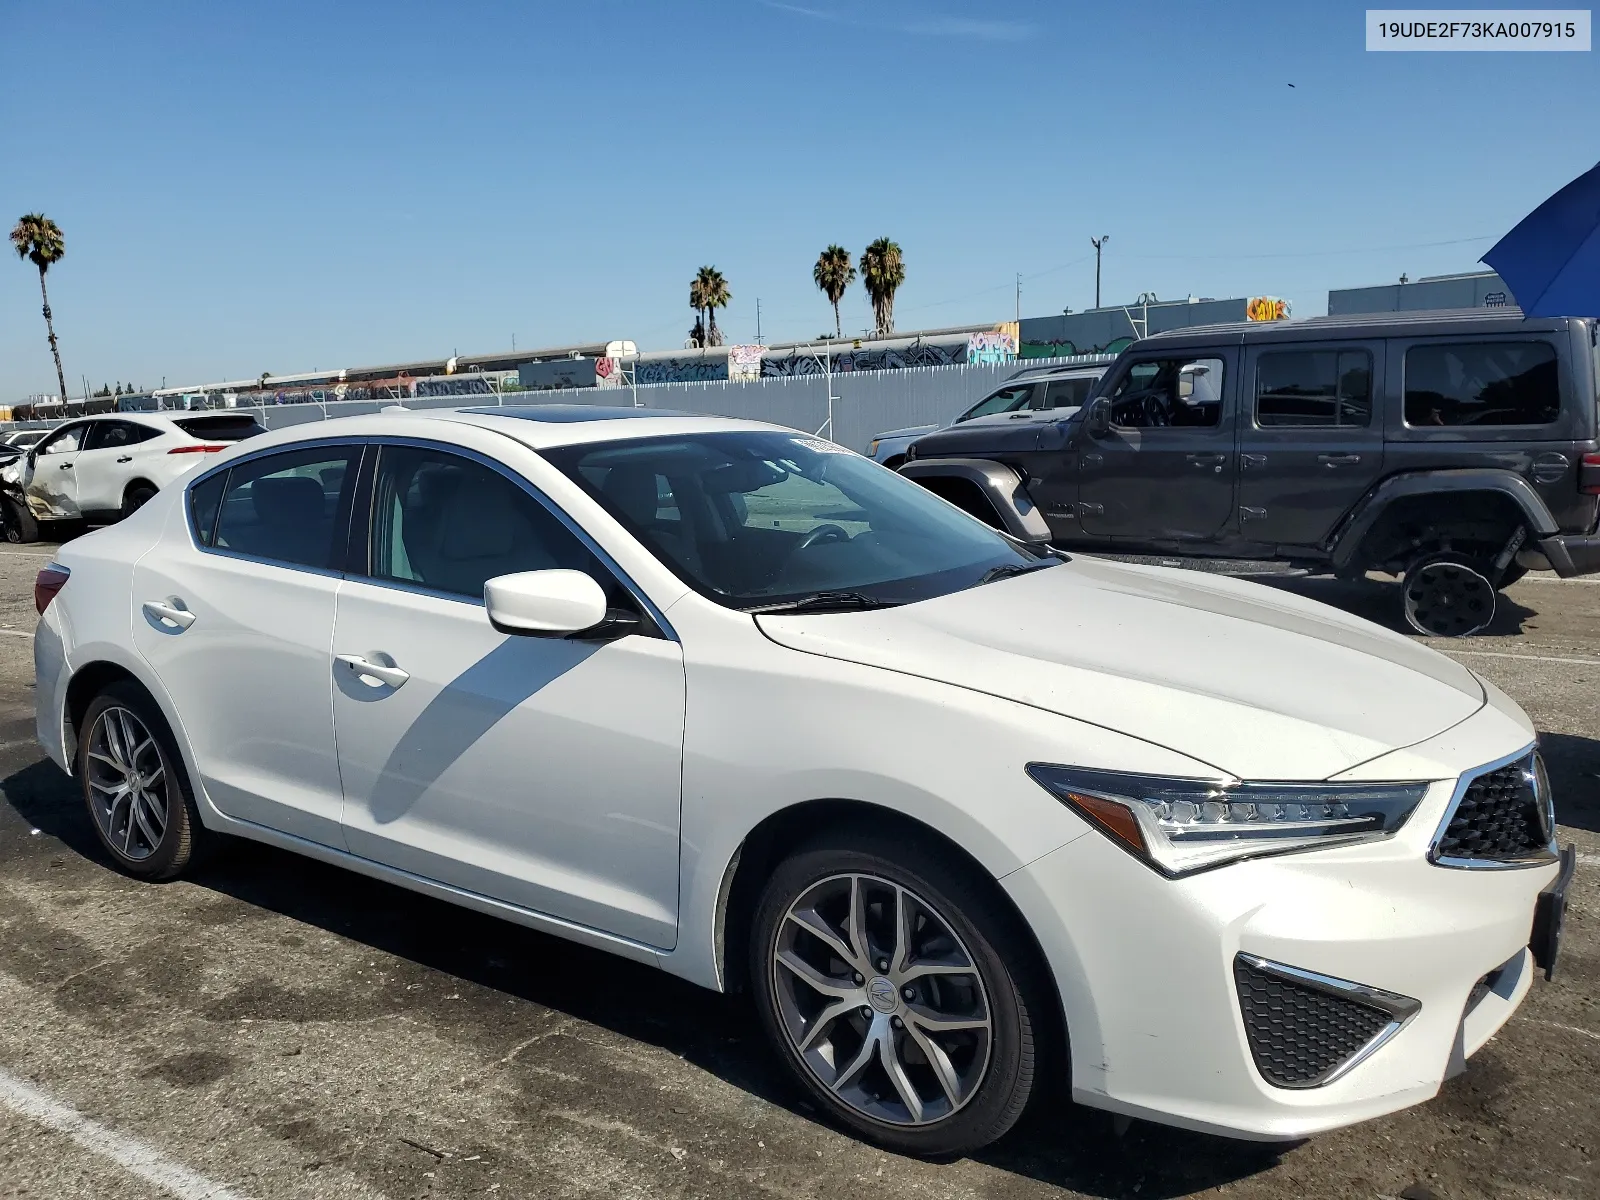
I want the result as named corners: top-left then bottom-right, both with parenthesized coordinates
top-left (812, 245), bottom-right (856, 339)
top-left (688, 275), bottom-right (708, 347)
top-left (10, 214), bottom-right (69, 402)
top-left (693, 266), bottom-right (731, 347)
top-left (859, 237), bottom-right (905, 338)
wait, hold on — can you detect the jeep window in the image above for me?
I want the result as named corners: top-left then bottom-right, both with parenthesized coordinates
top-left (1256, 350), bottom-right (1372, 427)
top-left (1107, 357), bottom-right (1224, 429)
top-left (1042, 376), bottom-right (1098, 410)
top-left (961, 384), bottom-right (1036, 420)
top-left (1404, 341), bottom-right (1559, 427)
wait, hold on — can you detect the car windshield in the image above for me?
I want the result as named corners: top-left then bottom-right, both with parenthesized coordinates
top-left (544, 430), bottom-right (1054, 610)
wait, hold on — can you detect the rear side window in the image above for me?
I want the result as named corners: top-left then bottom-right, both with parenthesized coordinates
top-left (212, 446), bottom-right (361, 569)
top-left (1041, 376), bottom-right (1098, 410)
top-left (1256, 350), bottom-right (1372, 427)
top-left (188, 472), bottom-right (227, 546)
top-left (1404, 341), bottom-right (1559, 427)
top-left (961, 384), bottom-right (1035, 420)
top-left (175, 415), bottom-right (265, 442)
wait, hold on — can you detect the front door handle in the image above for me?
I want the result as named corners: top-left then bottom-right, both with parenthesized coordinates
top-left (1082, 452), bottom-right (1103, 467)
top-left (1317, 453), bottom-right (1361, 467)
top-left (59, 462), bottom-right (73, 470)
top-left (116, 455), bottom-right (133, 463)
top-left (142, 600), bottom-right (196, 630)
top-left (336, 653), bottom-right (410, 689)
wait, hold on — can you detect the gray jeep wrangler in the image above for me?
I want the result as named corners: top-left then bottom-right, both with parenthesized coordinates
top-left (901, 309), bottom-right (1600, 636)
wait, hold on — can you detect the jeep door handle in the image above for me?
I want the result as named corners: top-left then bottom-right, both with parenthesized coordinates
top-left (1240, 453), bottom-right (1267, 469)
top-left (1317, 453), bottom-right (1361, 467)
top-left (336, 653), bottom-right (410, 689)
top-left (142, 600), bottom-right (196, 630)
top-left (1186, 453), bottom-right (1227, 470)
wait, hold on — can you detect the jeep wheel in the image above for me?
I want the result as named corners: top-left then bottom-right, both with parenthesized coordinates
top-left (1402, 553), bottom-right (1495, 638)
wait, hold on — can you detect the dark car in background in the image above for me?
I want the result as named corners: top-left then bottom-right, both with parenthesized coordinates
top-left (902, 310), bottom-right (1600, 635)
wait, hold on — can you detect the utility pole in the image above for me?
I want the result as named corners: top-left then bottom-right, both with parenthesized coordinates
top-left (1015, 274), bottom-right (1022, 322)
top-left (756, 298), bottom-right (763, 345)
top-left (1091, 235), bottom-right (1109, 308)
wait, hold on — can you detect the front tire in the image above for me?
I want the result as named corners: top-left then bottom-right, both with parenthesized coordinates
top-left (750, 830), bottom-right (1042, 1156)
top-left (76, 682), bottom-right (208, 880)
top-left (2, 496), bottom-right (39, 543)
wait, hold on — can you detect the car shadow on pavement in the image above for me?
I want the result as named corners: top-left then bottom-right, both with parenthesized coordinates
top-left (1252, 575), bottom-right (1538, 638)
top-left (3, 757), bottom-right (1286, 1196)
top-left (1541, 731), bottom-right (1600, 836)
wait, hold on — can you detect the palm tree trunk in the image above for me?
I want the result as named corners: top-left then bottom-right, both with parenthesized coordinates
top-left (832, 299), bottom-right (841, 339)
top-left (38, 269), bottom-right (68, 402)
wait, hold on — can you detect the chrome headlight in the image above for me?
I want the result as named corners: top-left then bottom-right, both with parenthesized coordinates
top-left (1027, 765), bottom-right (1430, 876)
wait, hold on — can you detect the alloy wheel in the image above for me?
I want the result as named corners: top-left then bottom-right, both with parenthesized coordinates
top-left (771, 872), bottom-right (993, 1127)
top-left (85, 706), bottom-right (169, 861)
top-left (1403, 558), bottom-right (1495, 637)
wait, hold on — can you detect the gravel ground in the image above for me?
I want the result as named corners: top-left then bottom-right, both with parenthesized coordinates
top-left (0, 543), bottom-right (1594, 1200)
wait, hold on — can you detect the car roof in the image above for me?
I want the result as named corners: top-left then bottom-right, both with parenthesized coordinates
top-left (219, 406), bottom-right (800, 456)
top-left (1137, 308), bottom-right (1580, 349)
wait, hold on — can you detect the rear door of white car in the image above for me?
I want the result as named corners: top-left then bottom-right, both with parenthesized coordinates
top-left (131, 442), bottom-right (363, 847)
top-left (330, 440), bottom-right (686, 949)
top-left (72, 419), bottom-right (163, 515)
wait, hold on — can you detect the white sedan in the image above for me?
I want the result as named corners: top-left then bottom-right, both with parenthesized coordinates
top-left (32, 406), bottom-right (1572, 1156)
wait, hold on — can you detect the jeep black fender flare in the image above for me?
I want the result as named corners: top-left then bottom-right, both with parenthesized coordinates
top-left (898, 457), bottom-right (1053, 543)
top-left (1329, 468), bottom-right (1560, 572)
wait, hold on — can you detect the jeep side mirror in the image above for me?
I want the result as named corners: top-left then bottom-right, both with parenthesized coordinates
top-left (1086, 398), bottom-right (1112, 437)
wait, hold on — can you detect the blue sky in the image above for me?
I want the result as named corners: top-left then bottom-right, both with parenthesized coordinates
top-left (3, 0), bottom-right (1596, 397)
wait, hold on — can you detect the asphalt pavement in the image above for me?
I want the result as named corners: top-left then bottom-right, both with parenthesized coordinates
top-left (0, 543), bottom-right (1594, 1200)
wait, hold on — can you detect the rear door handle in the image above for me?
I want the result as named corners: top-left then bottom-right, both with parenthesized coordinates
top-left (336, 653), bottom-right (410, 689)
top-left (1317, 453), bottom-right (1361, 467)
top-left (59, 462), bottom-right (73, 470)
top-left (142, 600), bottom-right (196, 630)
top-left (116, 455), bottom-right (133, 463)
top-left (1240, 453), bottom-right (1268, 469)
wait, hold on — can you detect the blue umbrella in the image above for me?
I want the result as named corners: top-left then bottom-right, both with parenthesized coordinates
top-left (1482, 159), bottom-right (1600, 317)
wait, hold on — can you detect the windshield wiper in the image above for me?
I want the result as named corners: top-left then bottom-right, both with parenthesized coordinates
top-left (978, 561), bottom-right (1058, 585)
top-left (745, 591), bottom-right (899, 615)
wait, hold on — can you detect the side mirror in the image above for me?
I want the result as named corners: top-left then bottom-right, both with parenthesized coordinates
top-left (1086, 397), bottom-right (1112, 437)
top-left (484, 570), bottom-right (609, 637)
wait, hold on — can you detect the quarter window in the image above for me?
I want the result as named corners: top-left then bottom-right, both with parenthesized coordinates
top-left (1256, 350), bottom-right (1373, 427)
top-left (1404, 341), bottom-right (1559, 427)
top-left (367, 446), bottom-right (613, 601)
top-left (212, 446), bottom-right (361, 569)
top-left (1107, 357), bottom-right (1224, 429)
top-left (188, 472), bottom-right (226, 547)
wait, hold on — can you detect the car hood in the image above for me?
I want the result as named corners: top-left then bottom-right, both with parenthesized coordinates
top-left (756, 556), bottom-right (1484, 780)
top-left (875, 424), bottom-right (942, 441)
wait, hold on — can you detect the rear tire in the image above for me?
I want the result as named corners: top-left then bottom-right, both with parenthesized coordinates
top-left (2, 496), bottom-right (38, 544)
top-left (749, 828), bottom-right (1043, 1157)
top-left (121, 482), bottom-right (158, 519)
top-left (1401, 552), bottom-right (1496, 637)
top-left (76, 682), bottom-right (209, 881)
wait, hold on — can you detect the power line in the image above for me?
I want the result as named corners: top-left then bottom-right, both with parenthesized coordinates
top-left (1120, 234), bottom-right (1495, 262)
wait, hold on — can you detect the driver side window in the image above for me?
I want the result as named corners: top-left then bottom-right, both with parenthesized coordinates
top-left (1107, 357), bottom-right (1225, 430)
top-left (960, 383), bottom-right (1036, 421)
top-left (36, 425), bottom-right (85, 455)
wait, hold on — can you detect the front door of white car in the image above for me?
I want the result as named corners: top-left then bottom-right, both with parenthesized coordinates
top-left (131, 443), bottom-right (362, 847)
top-left (73, 419), bottom-right (159, 514)
top-left (24, 421), bottom-right (87, 517)
top-left (331, 443), bottom-right (686, 949)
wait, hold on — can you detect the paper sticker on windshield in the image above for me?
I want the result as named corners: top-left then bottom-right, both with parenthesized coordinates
top-left (792, 436), bottom-right (849, 454)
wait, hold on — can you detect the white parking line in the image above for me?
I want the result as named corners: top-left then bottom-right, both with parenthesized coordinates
top-left (1576, 852), bottom-right (1600, 868)
top-left (0, 629), bottom-right (31, 639)
top-left (1530, 1020), bottom-right (1600, 1043)
top-left (0, 1067), bottom-right (249, 1199)
top-left (1443, 649), bottom-right (1600, 667)
top-left (0, 551), bottom-right (57, 559)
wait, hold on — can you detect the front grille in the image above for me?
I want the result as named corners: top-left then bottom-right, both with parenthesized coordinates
top-left (1234, 958), bottom-right (1397, 1088)
top-left (1436, 754), bottom-right (1547, 862)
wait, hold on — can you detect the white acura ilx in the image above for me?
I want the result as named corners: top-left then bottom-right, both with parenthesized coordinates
top-left (32, 405), bottom-right (1574, 1156)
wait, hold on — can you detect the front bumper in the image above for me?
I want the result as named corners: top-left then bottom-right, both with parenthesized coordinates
top-left (1003, 705), bottom-right (1560, 1141)
top-left (1536, 532), bottom-right (1600, 578)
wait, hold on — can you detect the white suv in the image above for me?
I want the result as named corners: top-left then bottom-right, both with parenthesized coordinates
top-left (2, 412), bottom-right (263, 541)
